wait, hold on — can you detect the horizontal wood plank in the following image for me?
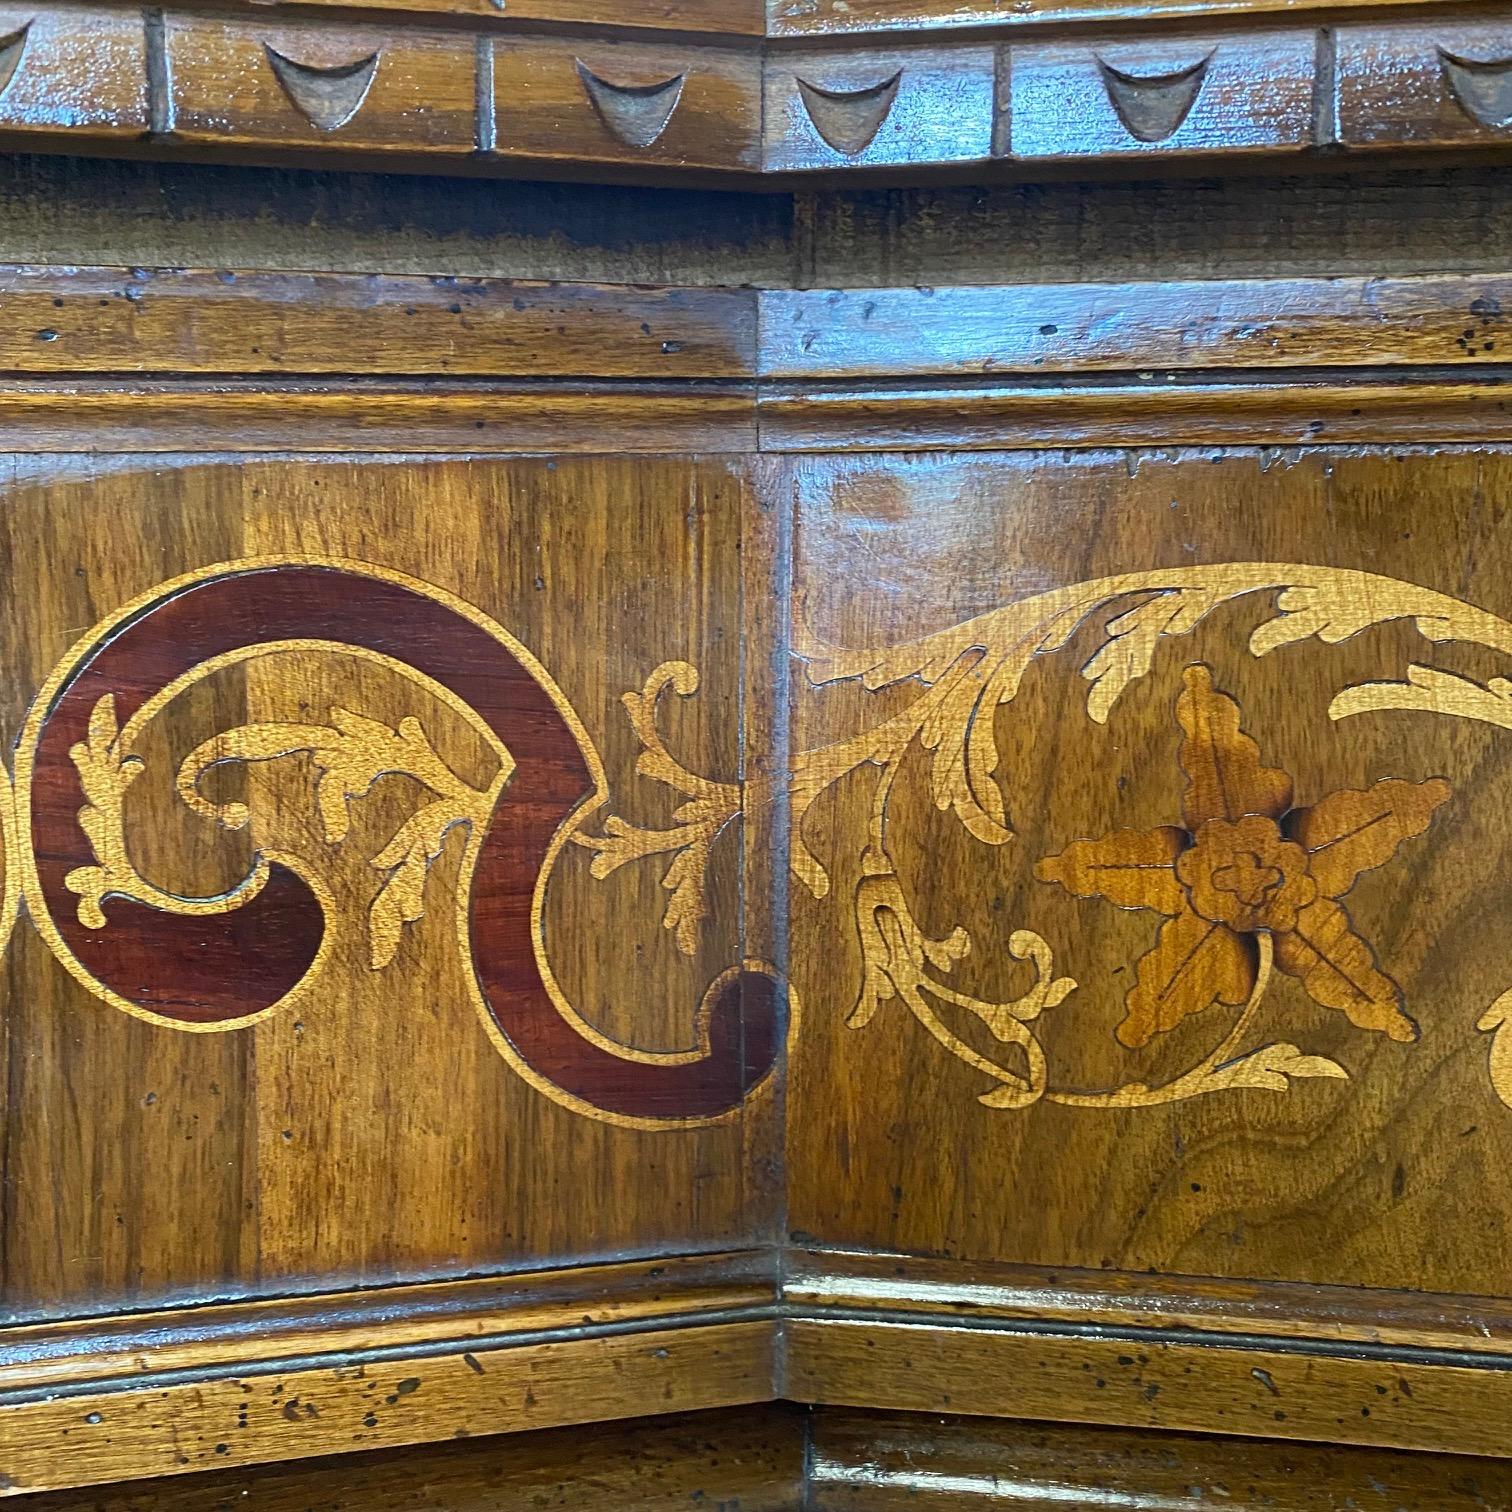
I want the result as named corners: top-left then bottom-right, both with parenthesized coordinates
top-left (0, 267), bottom-right (756, 378)
top-left (758, 376), bottom-right (1512, 448)
top-left (787, 1317), bottom-right (1512, 1458)
top-left (760, 276), bottom-right (1512, 377)
top-left (0, 1252), bottom-right (775, 1396)
top-left (12, 1406), bottom-right (803, 1511)
top-left (0, 1322), bottom-right (775, 1495)
top-left (0, 380), bottom-right (758, 451)
top-left (786, 1251), bottom-right (1512, 1358)
top-left (767, 0), bottom-right (1455, 36)
top-left (293, 0), bottom-right (765, 31)
top-left (808, 1408), bottom-right (1512, 1509)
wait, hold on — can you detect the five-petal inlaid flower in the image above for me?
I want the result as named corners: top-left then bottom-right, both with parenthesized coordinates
top-left (1036, 664), bottom-right (1451, 1049)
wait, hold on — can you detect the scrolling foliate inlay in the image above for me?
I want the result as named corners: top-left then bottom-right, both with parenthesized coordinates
top-left (766, 563), bottom-right (1505, 1113)
top-left (4, 558), bottom-right (784, 1131)
top-left (7, 556), bottom-right (1512, 1127)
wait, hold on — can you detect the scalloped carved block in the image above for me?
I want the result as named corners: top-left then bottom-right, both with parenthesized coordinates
top-left (1007, 30), bottom-right (1316, 159)
top-left (0, 20), bottom-right (29, 98)
top-left (491, 39), bottom-right (759, 169)
top-left (576, 59), bottom-right (687, 147)
top-left (764, 43), bottom-right (993, 169)
top-left (1096, 50), bottom-right (1212, 142)
top-left (1340, 22), bottom-right (1512, 147)
top-left (164, 16), bottom-right (474, 153)
top-left (794, 69), bottom-right (901, 153)
top-left (1441, 49), bottom-right (1512, 131)
top-left (0, 4), bottom-right (144, 137)
top-left (265, 43), bottom-right (380, 131)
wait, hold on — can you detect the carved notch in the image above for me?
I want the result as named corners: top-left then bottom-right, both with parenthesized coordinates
top-left (796, 69), bottom-right (902, 154)
top-left (1096, 50), bottom-right (1213, 143)
top-left (265, 44), bottom-right (380, 132)
top-left (1440, 48), bottom-right (1512, 131)
top-left (0, 22), bottom-right (30, 99)
top-left (576, 60), bottom-right (686, 148)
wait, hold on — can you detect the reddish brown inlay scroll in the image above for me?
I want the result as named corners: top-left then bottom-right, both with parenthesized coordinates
top-left (28, 565), bottom-right (779, 1122)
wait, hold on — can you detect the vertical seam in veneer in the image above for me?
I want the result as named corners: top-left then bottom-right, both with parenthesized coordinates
top-left (798, 1402), bottom-right (818, 1510)
top-left (993, 43), bottom-right (1013, 159)
top-left (144, 7), bottom-right (171, 136)
top-left (1313, 26), bottom-right (1338, 148)
top-left (475, 35), bottom-right (496, 154)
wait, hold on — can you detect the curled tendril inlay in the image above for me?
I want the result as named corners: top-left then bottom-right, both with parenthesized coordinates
top-left (589, 563), bottom-right (1512, 1113)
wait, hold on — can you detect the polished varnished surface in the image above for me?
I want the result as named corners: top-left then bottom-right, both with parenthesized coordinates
top-left (784, 447), bottom-right (1512, 1292)
top-left (6, 1404), bottom-right (800, 1507)
top-left (0, 454), bottom-right (775, 1323)
top-left (6, 155), bottom-right (1512, 1504)
top-left (0, 1), bottom-right (1511, 183)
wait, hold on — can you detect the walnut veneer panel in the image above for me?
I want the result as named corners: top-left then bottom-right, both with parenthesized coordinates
top-left (8, 260), bottom-right (1512, 1492)
top-left (783, 447), bottom-right (1512, 1296)
top-left (0, 453), bottom-right (778, 1323)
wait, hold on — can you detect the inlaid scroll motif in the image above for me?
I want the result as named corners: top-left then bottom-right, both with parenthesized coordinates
top-left (786, 568), bottom-right (1505, 1112)
top-left (591, 563), bottom-right (1510, 1115)
top-left (12, 560), bottom-right (783, 1129)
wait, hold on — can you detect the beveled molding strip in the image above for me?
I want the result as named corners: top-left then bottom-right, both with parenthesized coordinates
top-left (2, 2), bottom-right (1512, 181)
top-left (14, 1247), bottom-right (1512, 1493)
top-left (758, 273), bottom-right (1512, 448)
top-left (785, 1248), bottom-right (1512, 1462)
top-left (0, 1252), bottom-right (780, 1494)
top-left (0, 265), bottom-right (1509, 451)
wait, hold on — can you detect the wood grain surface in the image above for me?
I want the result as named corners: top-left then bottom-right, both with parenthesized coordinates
top-left (761, 275), bottom-right (1512, 377)
top-left (767, 0), bottom-right (1452, 36)
top-left (783, 446), bottom-right (1512, 1297)
top-left (7, 250), bottom-right (1512, 1497)
top-left (758, 378), bottom-right (1512, 451)
top-left (808, 1408), bottom-right (1512, 1509)
top-left (0, 267), bottom-right (756, 379)
top-left (787, 1248), bottom-right (1512, 1356)
top-left (0, 452), bottom-right (774, 1321)
top-left (787, 1317), bottom-right (1512, 1457)
top-left (0, 1322), bottom-right (775, 1492)
top-left (0, 4), bottom-right (1511, 183)
top-left (10, 1405), bottom-right (803, 1511)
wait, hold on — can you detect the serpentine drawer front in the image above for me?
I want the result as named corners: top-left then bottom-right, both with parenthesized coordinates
top-left (3, 3), bottom-right (1512, 1499)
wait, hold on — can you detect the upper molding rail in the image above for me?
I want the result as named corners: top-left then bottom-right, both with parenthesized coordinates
top-left (765, 0), bottom-right (1444, 37)
top-left (1, 2), bottom-right (1511, 182)
top-left (0, 264), bottom-right (1509, 452)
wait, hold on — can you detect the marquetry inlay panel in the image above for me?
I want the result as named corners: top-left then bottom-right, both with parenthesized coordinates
top-left (0, 454), bottom-right (779, 1325)
top-left (8, 263), bottom-right (1512, 1495)
top-left (783, 448), bottom-right (1512, 1296)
